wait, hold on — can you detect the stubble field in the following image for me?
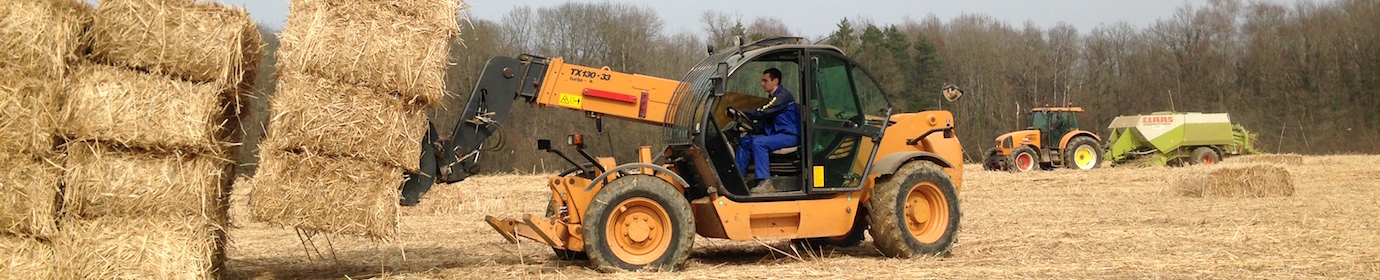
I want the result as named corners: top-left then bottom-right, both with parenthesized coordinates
top-left (225, 155), bottom-right (1380, 279)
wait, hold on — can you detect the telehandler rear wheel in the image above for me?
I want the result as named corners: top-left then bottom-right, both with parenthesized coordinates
top-left (867, 161), bottom-right (960, 258)
top-left (583, 175), bottom-right (694, 272)
top-left (1063, 137), bottom-right (1103, 170)
top-left (1190, 147), bottom-right (1220, 165)
top-left (1009, 146), bottom-right (1038, 172)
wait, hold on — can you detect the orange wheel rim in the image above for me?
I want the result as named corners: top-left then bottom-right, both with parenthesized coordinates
top-left (904, 182), bottom-right (949, 243)
top-left (1203, 155), bottom-right (1215, 165)
top-left (1016, 153), bottom-right (1034, 171)
top-left (604, 197), bottom-right (672, 265)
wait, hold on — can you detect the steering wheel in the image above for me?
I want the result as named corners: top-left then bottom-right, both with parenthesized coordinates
top-left (727, 107), bottom-right (755, 133)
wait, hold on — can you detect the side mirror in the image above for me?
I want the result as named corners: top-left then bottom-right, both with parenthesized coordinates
top-left (711, 62), bottom-right (729, 97)
top-left (942, 84), bottom-right (963, 102)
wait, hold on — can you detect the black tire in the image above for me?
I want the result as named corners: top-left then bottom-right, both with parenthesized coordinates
top-left (792, 209), bottom-right (868, 249)
top-left (1062, 137), bottom-right (1103, 170)
top-left (545, 198), bottom-right (588, 260)
top-left (981, 148), bottom-right (1005, 171)
top-left (1190, 147), bottom-right (1220, 165)
top-left (1008, 146), bottom-right (1039, 172)
top-left (866, 161), bottom-right (961, 258)
top-left (583, 175), bottom-right (694, 272)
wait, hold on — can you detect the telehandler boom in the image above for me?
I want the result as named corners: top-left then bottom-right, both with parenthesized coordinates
top-left (404, 38), bottom-right (967, 271)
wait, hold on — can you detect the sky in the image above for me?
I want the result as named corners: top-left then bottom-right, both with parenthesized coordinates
top-left (223, 0), bottom-right (1322, 36)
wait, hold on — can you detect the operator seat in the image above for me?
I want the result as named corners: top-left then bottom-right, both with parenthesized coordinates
top-left (767, 146), bottom-right (801, 176)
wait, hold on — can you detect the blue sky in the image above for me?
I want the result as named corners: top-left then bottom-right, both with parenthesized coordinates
top-left (218, 0), bottom-right (1321, 36)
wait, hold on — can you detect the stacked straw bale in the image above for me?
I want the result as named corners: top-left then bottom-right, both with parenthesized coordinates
top-left (62, 141), bottom-right (227, 220)
top-left (0, 0), bottom-right (93, 79)
top-left (0, 0), bottom-right (93, 275)
top-left (250, 149), bottom-right (404, 238)
top-left (251, 0), bottom-right (463, 239)
top-left (0, 235), bottom-right (55, 279)
top-left (264, 73), bottom-right (428, 171)
top-left (0, 153), bottom-right (62, 238)
top-left (1173, 163), bottom-right (1295, 198)
top-left (44, 0), bottom-right (261, 277)
top-left (63, 64), bottom-right (228, 152)
top-left (88, 0), bottom-right (261, 90)
top-left (54, 216), bottom-right (223, 279)
top-left (275, 0), bottom-right (462, 106)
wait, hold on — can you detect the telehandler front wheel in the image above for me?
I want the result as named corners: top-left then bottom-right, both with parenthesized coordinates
top-left (867, 161), bottom-right (961, 258)
top-left (583, 175), bottom-right (694, 272)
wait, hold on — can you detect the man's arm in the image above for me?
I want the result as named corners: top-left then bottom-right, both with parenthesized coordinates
top-left (745, 90), bottom-right (795, 119)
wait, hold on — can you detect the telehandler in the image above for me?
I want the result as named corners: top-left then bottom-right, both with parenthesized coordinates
top-left (983, 105), bottom-right (1102, 172)
top-left (402, 37), bottom-right (966, 271)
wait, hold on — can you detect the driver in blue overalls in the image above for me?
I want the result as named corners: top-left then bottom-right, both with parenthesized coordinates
top-left (727, 68), bottom-right (800, 193)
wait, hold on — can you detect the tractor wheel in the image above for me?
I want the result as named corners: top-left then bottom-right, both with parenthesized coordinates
top-left (866, 161), bottom-right (961, 258)
top-left (1008, 146), bottom-right (1039, 172)
top-left (1190, 147), bottom-right (1220, 165)
top-left (792, 209), bottom-right (868, 250)
top-left (982, 148), bottom-right (1005, 171)
top-left (545, 198), bottom-right (588, 260)
top-left (1063, 137), bottom-right (1103, 170)
top-left (583, 175), bottom-right (694, 272)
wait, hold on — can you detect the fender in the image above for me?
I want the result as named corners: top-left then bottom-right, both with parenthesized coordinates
top-left (584, 163), bottom-right (690, 193)
top-left (1059, 130), bottom-right (1101, 150)
top-left (868, 151), bottom-right (954, 176)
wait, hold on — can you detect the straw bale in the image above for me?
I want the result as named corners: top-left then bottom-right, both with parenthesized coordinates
top-left (275, 0), bottom-right (464, 106)
top-left (0, 236), bottom-right (54, 279)
top-left (54, 216), bottom-right (222, 280)
top-left (0, 0), bottom-right (93, 79)
top-left (62, 141), bottom-right (228, 220)
top-left (0, 154), bottom-right (61, 238)
top-left (63, 64), bottom-right (228, 152)
top-left (264, 72), bottom-right (427, 171)
top-left (250, 149), bottom-right (403, 239)
top-left (228, 175), bottom-right (253, 226)
top-left (88, 0), bottom-right (260, 87)
top-left (1173, 163), bottom-right (1295, 198)
top-left (0, 72), bottom-right (62, 156)
top-left (1227, 153), bottom-right (1305, 165)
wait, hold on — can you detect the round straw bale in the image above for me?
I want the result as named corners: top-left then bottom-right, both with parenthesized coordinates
top-left (88, 0), bottom-right (259, 88)
top-left (0, 72), bottom-right (62, 156)
top-left (0, 153), bottom-right (61, 238)
top-left (275, 0), bottom-right (463, 106)
top-left (63, 64), bottom-right (228, 153)
top-left (0, 235), bottom-right (54, 279)
top-left (264, 71), bottom-right (427, 171)
top-left (1172, 163), bottom-right (1294, 198)
top-left (249, 149), bottom-right (403, 240)
top-left (61, 141), bottom-right (228, 220)
top-left (0, 0), bottom-right (93, 79)
top-left (54, 216), bottom-right (222, 280)
top-left (1226, 153), bottom-right (1304, 165)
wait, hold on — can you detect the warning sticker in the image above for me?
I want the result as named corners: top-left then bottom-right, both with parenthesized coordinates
top-left (557, 93), bottom-right (582, 108)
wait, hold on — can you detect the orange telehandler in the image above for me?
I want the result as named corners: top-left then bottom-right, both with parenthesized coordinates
top-left (402, 37), bottom-right (967, 271)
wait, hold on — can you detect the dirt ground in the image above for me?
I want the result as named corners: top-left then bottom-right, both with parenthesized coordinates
top-left (225, 155), bottom-right (1380, 279)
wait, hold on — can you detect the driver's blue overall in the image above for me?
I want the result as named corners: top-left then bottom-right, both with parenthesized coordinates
top-left (735, 86), bottom-right (800, 180)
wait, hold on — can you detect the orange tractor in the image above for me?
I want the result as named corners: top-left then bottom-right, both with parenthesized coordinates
top-left (403, 38), bottom-right (967, 271)
top-left (983, 106), bottom-right (1103, 172)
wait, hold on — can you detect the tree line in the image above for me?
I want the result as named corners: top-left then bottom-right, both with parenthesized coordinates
top-left (240, 0), bottom-right (1378, 175)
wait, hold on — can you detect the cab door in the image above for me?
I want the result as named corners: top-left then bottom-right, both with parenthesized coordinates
top-left (803, 51), bottom-right (890, 193)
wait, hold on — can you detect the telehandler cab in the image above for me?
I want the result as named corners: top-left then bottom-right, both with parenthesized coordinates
top-left (402, 37), bottom-right (967, 271)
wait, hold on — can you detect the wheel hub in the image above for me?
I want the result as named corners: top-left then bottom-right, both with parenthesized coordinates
top-left (625, 214), bottom-right (653, 242)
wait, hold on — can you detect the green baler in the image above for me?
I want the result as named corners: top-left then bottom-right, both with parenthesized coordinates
top-left (1104, 112), bottom-right (1258, 166)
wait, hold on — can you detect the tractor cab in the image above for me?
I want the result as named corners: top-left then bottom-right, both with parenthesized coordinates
top-left (663, 38), bottom-right (893, 200)
top-left (1028, 106), bottom-right (1083, 150)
